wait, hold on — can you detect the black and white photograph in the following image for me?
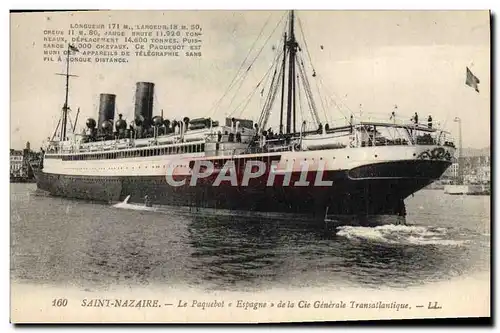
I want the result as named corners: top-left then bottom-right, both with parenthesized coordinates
top-left (9, 9), bottom-right (490, 323)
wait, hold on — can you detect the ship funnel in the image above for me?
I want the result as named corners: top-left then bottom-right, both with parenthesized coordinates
top-left (134, 82), bottom-right (155, 127)
top-left (97, 93), bottom-right (116, 133)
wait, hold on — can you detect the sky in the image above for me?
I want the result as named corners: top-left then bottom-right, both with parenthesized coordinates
top-left (10, 10), bottom-right (490, 150)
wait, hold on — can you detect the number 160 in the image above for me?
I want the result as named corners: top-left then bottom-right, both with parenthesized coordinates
top-left (52, 298), bottom-right (68, 307)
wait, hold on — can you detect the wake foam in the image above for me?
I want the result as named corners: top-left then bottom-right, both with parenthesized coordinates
top-left (336, 224), bottom-right (469, 246)
top-left (112, 195), bottom-right (159, 212)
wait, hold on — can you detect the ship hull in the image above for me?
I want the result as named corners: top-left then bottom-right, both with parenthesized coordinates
top-left (35, 159), bottom-right (451, 226)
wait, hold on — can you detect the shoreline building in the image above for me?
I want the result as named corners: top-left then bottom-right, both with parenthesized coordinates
top-left (441, 153), bottom-right (490, 185)
top-left (10, 149), bottom-right (24, 177)
top-left (10, 141), bottom-right (40, 180)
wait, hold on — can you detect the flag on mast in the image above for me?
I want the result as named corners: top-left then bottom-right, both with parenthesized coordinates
top-left (68, 44), bottom-right (80, 53)
top-left (465, 66), bottom-right (480, 93)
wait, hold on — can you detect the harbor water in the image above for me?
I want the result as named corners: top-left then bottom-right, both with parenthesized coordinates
top-left (10, 183), bottom-right (490, 292)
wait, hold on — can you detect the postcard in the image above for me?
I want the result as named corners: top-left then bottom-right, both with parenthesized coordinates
top-left (10, 9), bottom-right (490, 323)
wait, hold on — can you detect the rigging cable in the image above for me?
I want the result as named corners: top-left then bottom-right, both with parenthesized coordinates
top-left (231, 48), bottom-right (284, 119)
top-left (295, 54), bottom-right (321, 127)
top-left (259, 62), bottom-right (284, 130)
top-left (204, 12), bottom-right (274, 118)
top-left (315, 72), bottom-right (352, 122)
top-left (259, 63), bottom-right (283, 129)
top-left (67, 108), bottom-right (74, 134)
top-left (223, 13), bottom-right (288, 115)
top-left (298, 16), bottom-right (329, 125)
top-left (297, 17), bottom-right (315, 74)
top-left (256, 47), bottom-right (286, 130)
top-left (232, 53), bottom-right (281, 120)
top-left (258, 37), bottom-right (285, 111)
top-left (298, 15), bottom-right (345, 126)
top-left (206, 12), bottom-right (287, 118)
top-left (296, 59), bottom-right (315, 125)
top-left (259, 38), bottom-right (290, 129)
top-left (256, 55), bottom-right (282, 125)
top-left (51, 119), bottom-right (62, 141)
top-left (296, 68), bottom-right (305, 127)
top-left (315, 74), bottom-right (334, 125)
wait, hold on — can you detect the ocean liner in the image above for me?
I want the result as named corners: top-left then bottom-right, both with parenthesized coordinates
top-left (35, 11), bottom-right (455, 225)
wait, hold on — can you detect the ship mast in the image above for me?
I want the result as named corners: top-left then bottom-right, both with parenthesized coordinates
top-left (56, 44), bottom-right (78, 141)
top-left (285, 10), bottom-right (298, 134)
top-left (257, 10), bottom-right (321, 137)
top-left (279, 32), bottom-right (287, 134)
top-left (62, 44), bottom-right (71, 141)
